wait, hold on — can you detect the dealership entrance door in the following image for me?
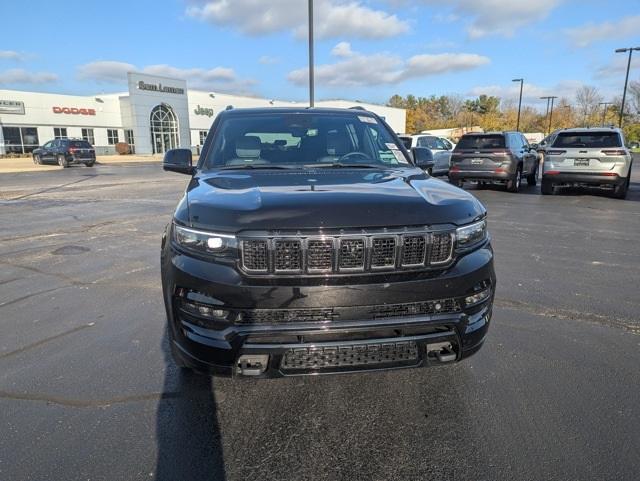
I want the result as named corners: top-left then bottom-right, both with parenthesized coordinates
top-left (150, 104), bottom-right (178, 154)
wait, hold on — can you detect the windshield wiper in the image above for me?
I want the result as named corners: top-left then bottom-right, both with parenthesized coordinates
top-left (216, 165), bottom-right (296, 170)
top-left (310, 163), bottom-right (384, 169)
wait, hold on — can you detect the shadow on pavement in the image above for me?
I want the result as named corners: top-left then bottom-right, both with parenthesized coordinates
top-left (155, 328), bottom-right (226, 481)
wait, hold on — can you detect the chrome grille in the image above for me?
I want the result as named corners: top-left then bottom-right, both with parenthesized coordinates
top-left (307, 239), bottom-right (333, 271)
top-left (371, 237), bottom-right (397, 268)
top-left (242, 240), bottom-right (268, 271)
top-left (401, 235), bottom-right (426, 266)
top-left (339, 239), bottom-right (365, 270)
top-left (431, 233), bottom-right (453, 264)
top-left (281, 341), bottom-right (419, 371)
top-left (274, 240), bottom-right (302, 272)
top-left (239, 228), bottom-right (455, 275)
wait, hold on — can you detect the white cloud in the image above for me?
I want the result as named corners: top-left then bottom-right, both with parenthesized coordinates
top-left (186, 0), bottom-right (408, 39)
top-left (331, 41), bottom-right (355, 58)
top-left (0, 68), bottom-right (57, 85)
top-left (76, 60), bottom-right (256, 94)
top-left (288, 44), bottom-right (489, 87)
top-left (0, 50), bottom-right (24, 61)
top-left (566, 15), bottom-right (640, 48)
top-left (594, 55), bottom-right (640, 80)
top-left (417, 0), bottom-right (562, 38)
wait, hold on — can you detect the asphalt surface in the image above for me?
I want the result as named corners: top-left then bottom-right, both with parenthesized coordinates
top-left (1, 161), bottom-right (639, 481)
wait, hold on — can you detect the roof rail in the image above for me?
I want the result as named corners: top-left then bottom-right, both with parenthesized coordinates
top-left (225, 105), bottom-right (234, 110)
top-left (349, 106), bottom-right (367, 111)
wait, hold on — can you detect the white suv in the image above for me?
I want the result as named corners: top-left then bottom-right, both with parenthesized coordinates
top-left (541, 128), bottom-right (633, 199)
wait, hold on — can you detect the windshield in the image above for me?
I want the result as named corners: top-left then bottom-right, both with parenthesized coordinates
top-left (203, 112), bottom-right (410, 169)
top-left (456, 134), bottom-right (506, 150)
top-left (417, 136), bottom-right (447, 150)
top-left (552, 131), bottom-right (622, 148)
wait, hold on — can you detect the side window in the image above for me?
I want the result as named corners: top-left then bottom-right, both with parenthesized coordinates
top-left (520, 134), bottom-right (529, 149)
top-left (417, 136), bottom-right (428, 147)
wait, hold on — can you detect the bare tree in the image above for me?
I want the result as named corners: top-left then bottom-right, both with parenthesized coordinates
top-left (575, 85), bottom-right (603, 126)
top-left (627, 80), bottom-right (640, 118)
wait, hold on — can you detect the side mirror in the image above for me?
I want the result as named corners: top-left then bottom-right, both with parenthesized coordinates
top-left (412, 147), bottom-right (435, 169)
top-left (530, 143), bottom-right (539, 150)
top-left (163, 148), bottom-right (195, 175)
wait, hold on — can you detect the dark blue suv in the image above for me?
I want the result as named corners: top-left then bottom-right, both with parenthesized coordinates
top-left (33, 139), bottom-right (96, 168)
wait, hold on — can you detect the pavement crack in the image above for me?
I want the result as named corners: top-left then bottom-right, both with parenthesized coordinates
top-left (0, 322), bottom-right (95, 361)
top-left (7, 176), bottom-right (96, 201)
top-left (0, 286), bottom-right (67, 308)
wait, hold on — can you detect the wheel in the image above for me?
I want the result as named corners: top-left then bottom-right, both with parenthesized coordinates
top-left (427, 167), bottom-right (433, 176)
top-left (612, 174), bottom-right (630, 199)
top-left (526, 165), bottom-right (538, 186)
top-left (507, 165), bottom-right (522, 192)
top-left (449, 178), bottom-right (463, 188)
top-left (33, 154), bottom-right (41, 165)
top-left (57, 154), bottom-right (69, 168)
top-left (541, 178), bottom-right (554, 195)
top-left (85, 159), bottom-right (95, 167)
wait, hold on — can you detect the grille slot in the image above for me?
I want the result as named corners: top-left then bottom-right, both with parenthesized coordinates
top-left (281, 341), bottom-right (419, 371)
top-left (307, 239), bottom-right (334, 271)
top-left (242, 240), bottom-right (268, 271)
top-left (338, 238), bottom-right (365, 270)
top-left (430, 233), bottom-right (453, 264)
top-left (238, 308), bottom-right (337, 324)
top-left (274, 240), bottom-right (302, 272)
top-left (370, 298), bottom-right (461, 319)
top-left (401, 235), bottom-right (426, 266)
top-left (371, 237), bottom-right (397, 268)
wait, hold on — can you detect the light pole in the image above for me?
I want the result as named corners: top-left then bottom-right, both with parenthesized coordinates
top-left (308, 0), bottom-right (315, 107)
top-left (540, 96), bottom-right (558, 135)
top-left (512, 78), bottom-right (524, 131)
top-left (599, 102), bottom-right (613, 127)
top-left (615, 47), bottom-right (640, 127)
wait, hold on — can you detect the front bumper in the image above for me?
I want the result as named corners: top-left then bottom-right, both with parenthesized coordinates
top-left (161, 243), bottom-right (495, 378)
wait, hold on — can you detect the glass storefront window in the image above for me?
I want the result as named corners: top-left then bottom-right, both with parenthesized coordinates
top-left (2, 126), bottom-right (40, 154)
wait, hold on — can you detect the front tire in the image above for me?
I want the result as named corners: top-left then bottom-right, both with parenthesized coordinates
top-left (449, 178), bottom-right (463, 188)
top-left (57, 154), bottom-right (69, 168)
top-left (85, 159), bottom-right (95, 167)
top-left (541, 178), bottom-right (554, 195)
top-left (507, 165), bottom-right (522, 192)
top-left (33, 154), bottom-right (41, 165)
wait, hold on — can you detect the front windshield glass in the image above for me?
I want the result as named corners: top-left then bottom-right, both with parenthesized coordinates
top-left (203, 112), bottom-right (410, 169)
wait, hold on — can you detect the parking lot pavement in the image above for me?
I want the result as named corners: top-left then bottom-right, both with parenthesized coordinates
top-left (0, 163), bottom-right (639, 481)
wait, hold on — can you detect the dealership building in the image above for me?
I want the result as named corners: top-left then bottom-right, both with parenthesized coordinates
top-left (0, 72), bottom-right (406, 156)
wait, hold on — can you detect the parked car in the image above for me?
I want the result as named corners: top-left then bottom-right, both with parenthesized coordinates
top-left (413, 135), bottom-right (453, 176)
top-left (161, 107), bottom-right (495, 378)
top-left (32, 139), bottom-right (96, 167)
top-left (541, 127), bottom-right (633, 199)
top-left (397, 135), bottom-right (436, 173)
top-left (448, 131), bottom-right (539, 192)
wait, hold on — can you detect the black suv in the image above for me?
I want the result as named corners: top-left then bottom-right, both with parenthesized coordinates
top-left (161, 108), bottom-right (495, 378)
top-left (449, 132), bottom-right (538, 192)
top-left (32, 139), bottom-right (96, 167)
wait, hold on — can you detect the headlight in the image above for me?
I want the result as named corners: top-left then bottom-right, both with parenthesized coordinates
top-left (173, 224), bottom-right (236, 255)
top-left (456, 219), bottom-right (487, 249)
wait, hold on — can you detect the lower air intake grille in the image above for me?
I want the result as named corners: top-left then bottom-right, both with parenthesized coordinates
top-left (238, 308), bottom-right (337, 324)
top-left (281, 341), bottom-right (419, 371)
top-left (370, 298), bottom-right (461, 319)
top-left (242, 240), bottom-right (268, 271)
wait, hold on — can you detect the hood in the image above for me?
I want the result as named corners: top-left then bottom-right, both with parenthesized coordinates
top-left (182, 168), bottom-right (485, 232)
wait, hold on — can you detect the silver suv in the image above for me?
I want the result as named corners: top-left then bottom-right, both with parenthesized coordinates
top-left (541, 128), bottom-right (633, 199)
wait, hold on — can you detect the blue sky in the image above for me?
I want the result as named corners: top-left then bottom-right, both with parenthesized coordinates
top-left (1, 0), bottom-right (639, 109)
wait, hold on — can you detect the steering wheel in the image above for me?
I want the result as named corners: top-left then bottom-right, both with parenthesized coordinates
top-left (337, 151), bottom-right (370, 163)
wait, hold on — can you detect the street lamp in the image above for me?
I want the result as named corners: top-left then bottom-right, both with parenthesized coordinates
top-left (308, 0), bottom-right (315, 107)
top-left (599, 102), bottom-right (613, 127)
top-left (615, 47), bottom-right (640, 127)
top-left (540, 96), bottom-right (558, 134)
top-left (512, 78), bottom-right (524, 131)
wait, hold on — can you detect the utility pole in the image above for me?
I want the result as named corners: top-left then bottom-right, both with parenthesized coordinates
top-left (512, 78), bottom-right (524, 131)
top-left (540, 96), bottom-right (558, 135)
top-left (615, 47), bottom-right (640, 127)
top-left (599, 102), bottom-right (613, 127)
top-left (308, 0), bottom-right (315, 107)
